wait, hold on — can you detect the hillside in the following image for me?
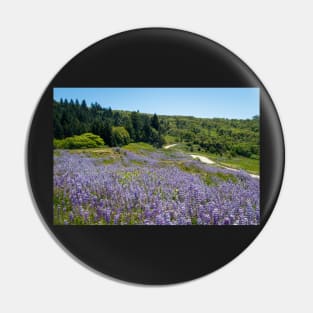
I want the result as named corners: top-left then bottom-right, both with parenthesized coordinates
top-left (53, 99), bottom-right (259, 160)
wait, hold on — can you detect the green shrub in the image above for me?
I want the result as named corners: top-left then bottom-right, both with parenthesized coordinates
top-left (111, 127), bottom-right (130, 146)
top-left (53, 133), bottom-right (104, 149)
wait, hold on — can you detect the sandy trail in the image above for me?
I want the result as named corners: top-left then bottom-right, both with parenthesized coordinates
top-left (190, 154), bottom-right (215, 164)
top-left (163, 144), bottom-right (178, 149)
top-left (190, 154), bottom-right (259, 179)
top-left (163, 145), bottom-right (259, 179)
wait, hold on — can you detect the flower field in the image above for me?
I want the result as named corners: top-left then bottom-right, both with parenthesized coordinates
top-left (53, 149), bottom-right (260, 225)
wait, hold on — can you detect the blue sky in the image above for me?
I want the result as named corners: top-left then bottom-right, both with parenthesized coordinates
top-left (53, 88), bottom-right (259, 119)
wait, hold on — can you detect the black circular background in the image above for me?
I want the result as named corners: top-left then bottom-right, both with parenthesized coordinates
top-left (27, 28), bottom-right (284, 284)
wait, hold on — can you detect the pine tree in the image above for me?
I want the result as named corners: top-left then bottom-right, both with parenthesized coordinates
top-left (81, 100), bottom-right (87, 108)
top-left (151, 113), bottom-right (160, 131)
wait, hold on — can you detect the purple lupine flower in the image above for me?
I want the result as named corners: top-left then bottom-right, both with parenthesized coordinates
top-left (54, 150), bottom-right (259, 225)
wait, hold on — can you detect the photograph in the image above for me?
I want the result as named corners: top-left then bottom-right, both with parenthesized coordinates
top-left (53, 87), bottom-right (260, 225)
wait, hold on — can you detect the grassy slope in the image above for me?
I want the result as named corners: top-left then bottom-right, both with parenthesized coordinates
top-left (216, 156), bottom-right (259, 175)
top-left (122, 142), bottom-right (156, 153)
top-left (54, 141), bottom-right (259, 175)
top-left (168, 143), bottom-right (259, 175)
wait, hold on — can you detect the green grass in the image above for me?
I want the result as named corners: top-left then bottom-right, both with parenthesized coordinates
top-left (164, 135), bottom-right (177, 144)
top-left (194, 151), bottom-right (259, 174)
top-left (217, 156), bottom-right (259, 175)
top-left (123, 142), bottom-right (155, 153)
top-left (58, 146), bottom-right (111, 154)
top-left (177, 161), bottom-right (238, 185)
top-left (102, 158), bottom-right (116, 165)
top-left (53, 150), bottom-right (62, 157)
top-left (190, 152), bottom-right (258, 175)
top-left (54, 147), bottom-right (123, 163)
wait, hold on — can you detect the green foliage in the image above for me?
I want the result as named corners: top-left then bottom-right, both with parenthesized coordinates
top-left (161, 115), bottom-right (259, 159)
top-left (218, 156), bottom-right (259, 174)
top-left (53, 99), bottom-right (259, 160)
top-left (151, 113), bottom-right (160, 130)
top-left (111, 126), bottom-right (131, 146)
top-left (123, 142), bottom-right (155, 153)
top-left (53, 133), bottom-right (104, 149)
top-left (54, 100), bottom-right (165, 148)
top-left (164, 135), bottom-right (176, 144)
top-left (150, 128), bottom-right (165, 148)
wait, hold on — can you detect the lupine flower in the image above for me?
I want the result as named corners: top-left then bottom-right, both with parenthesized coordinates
top-left (53, 151), bottom-right (259, 225)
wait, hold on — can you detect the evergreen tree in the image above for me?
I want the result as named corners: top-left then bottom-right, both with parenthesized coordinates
top-left (151, 113), bottom-right (160, 131)
top-left (131, 111), bottom-right (143, 141)
top-left (143, 117), bottom-right (153, 142)
top-left (53, 99), bottom-right (259, 157)
top-left (122, 116), bottom-right (135, 140)
top-left (53, 119), bottom-right (64, 139)
top-left (81, 99), bottom-right (87, 108)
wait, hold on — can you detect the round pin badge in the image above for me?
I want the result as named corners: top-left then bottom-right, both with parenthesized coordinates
top-left (27, 28), bottom-right (284, 284)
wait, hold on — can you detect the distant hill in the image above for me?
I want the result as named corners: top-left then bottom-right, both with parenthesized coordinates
top-left (53, 99), bottom-right (259, 158)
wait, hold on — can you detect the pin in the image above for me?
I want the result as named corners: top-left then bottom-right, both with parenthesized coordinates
top-left (27, 28), bottom-right (284, 284)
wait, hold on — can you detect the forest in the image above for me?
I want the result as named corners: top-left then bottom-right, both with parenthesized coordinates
top-left (53, 99), bottom-right (259, 160)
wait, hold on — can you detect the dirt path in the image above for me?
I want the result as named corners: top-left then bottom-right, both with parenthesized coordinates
top-left (190, 154), bottom-right (215, 164)
top-left (163, 143), bottom-right (178, 149)
top-left (190, 154), bottom-right (259, 179)
top-left (163, 145), bottom-right (259, 179)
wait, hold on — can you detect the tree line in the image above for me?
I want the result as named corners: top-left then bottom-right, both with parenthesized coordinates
top-left (53, 99), bottom-right (259, 158)
top-left (53, 99), bottom-right (165, 147)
